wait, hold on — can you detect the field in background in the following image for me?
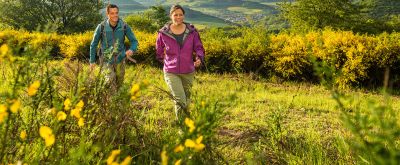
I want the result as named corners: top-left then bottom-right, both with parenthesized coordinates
top-left (109, 0), bottom-right (281, 27)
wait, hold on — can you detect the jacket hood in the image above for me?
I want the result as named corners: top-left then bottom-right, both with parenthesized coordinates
top-left (159, 22), bottom-right (196, 33)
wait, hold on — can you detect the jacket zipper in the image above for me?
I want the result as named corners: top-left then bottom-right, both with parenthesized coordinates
top-left (162, 29), bottom-right (191, 74)
top-left (112, 26), bottom-right (117, 64)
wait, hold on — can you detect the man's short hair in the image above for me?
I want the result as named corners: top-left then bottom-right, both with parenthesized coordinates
top-left (106, 4), bottom-right (119, 14)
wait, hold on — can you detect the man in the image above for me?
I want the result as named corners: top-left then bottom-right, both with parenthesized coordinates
top-left (90, 4), bottom-right (138, 91)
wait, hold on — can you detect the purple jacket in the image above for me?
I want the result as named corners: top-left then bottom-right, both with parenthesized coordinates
top-left (156, 23), bottom-right (205, 74)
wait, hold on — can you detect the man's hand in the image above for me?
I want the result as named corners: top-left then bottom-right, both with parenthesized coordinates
top-left (126, 50), bottom-right (137, 63)
top-left (194, 57), bottom-right (201, 68)
top-left (126, 50), bottom-right (134, 57)
top-left (90, 63), bottom-right (96, 71)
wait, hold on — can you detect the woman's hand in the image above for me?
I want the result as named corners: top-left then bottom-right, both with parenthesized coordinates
top-left (194, 57), bottom-right (201, 68)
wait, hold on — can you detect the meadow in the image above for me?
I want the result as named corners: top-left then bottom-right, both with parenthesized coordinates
top-left (1, 49), bottom-right (400, 164)
top-left (1, 19), bottom-right (400, 164)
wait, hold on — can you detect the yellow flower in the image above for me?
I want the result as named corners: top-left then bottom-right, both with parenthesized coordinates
top-left (0, 104), bottom-right (6, 112)
top-left (161, 150), bottom-right (168, 165)
top-left (135, 92), bottom-right (141, 97)
top-left (76, 100), bottom-right (84, 109)
top-left (39, 126), bottom-right (52, 139)
top-left (20, 130), bottom-right (27, 140)
top-left (64, 98), bottom-right (71, 110)
top-left (27, 81), bottom-right (40, 96)
top-left (201, 101), bottom-right (206, 108)
top-left (10, 99), bottom-right (21, 113)
top-left (130, 84), bottom-right (140, 94)
top-left (184, 118), bottom-right (195, 133)
top-left (184, 139), bottom-right (196, 148)
top-left (57, 111), bottom-right (67, 121)
top-left (0, 104), bottom-right (8, 124)
top-left (47, 108), bottom-right (57, 115)
top-left (39, 126), bottom-right (55, 147)
top-left (174, 144), bottom-right (184, 153)
top-left (45, 134), bottom-right (55, 147)
top-left (0, 44), bottom-right (9, 56)
top-left (120, 156), bottom-right (132, 165)
top-left (196, 135), bottom-right (203, 144)
top-left (131, 96), bottom-right (137, 101)
top-left (184, 136), bottom-right (205, 152)
top-left (78, 118), bottom-right (84, 127)
top-left (142, 79), bottom-right (150, 85)
top-left (194, 136), bottom-right (206, 151)
top-left (174, 159), bottom-right (182, 165)
top-left (107, 149), bottom-right (121, 165)
top-left (70, 108), bottom-right (81, 119)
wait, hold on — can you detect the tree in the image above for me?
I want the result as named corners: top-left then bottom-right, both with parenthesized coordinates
top-left (143, 5), bottom-right (169, 28)
top-left (124, 5), bottom-right (169, 33)
top-left (279, 0), bottom-right (400, 33)
top-left (0, 0), bottom-right (104, 34)
top-left (357, 0), bottom-right (400, 32)
top-left (279, 0), bottom-right (360, 32)
top-left (125, 14), bottom-right (158, 33)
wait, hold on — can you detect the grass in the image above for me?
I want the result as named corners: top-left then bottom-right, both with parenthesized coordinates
top-left (123, 64), bottom-right (400, 163)
top-left (227, 7), bottom-right (264, 15)
top-left (2, 59), bottom-right (400, 163)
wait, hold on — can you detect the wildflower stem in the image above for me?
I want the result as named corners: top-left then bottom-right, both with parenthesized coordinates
top-left (0, 113), bottom-right (13, 162)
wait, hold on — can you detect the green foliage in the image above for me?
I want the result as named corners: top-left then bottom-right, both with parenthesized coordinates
top-left (279, 0), bottom-right (360, 32)
top-left (124, 5), bottom-right (169, 33)
top-left (125, 15), bottom-right (159, 33)
top-left (143, 5), bottom-right (170, 28)
top-left (0, 0), bottom-right (104, 34)
top-left (279, 0), bottom-right (400, 33)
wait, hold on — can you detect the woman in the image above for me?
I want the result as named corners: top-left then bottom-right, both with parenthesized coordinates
top-left (156, 4), bottom-right (205, 121)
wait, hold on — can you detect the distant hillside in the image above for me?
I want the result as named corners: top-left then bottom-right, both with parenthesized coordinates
top-left (107, 0), bottom-right (147, 14)
top-left (106, 0), bottom-right (282, 27)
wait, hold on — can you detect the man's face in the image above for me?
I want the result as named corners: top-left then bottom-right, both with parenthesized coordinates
top-left (107, 8), bottom-right (119, 23)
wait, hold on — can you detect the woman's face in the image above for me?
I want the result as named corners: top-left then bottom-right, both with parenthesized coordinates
top-left (170, 9), bottom-right (184, 25)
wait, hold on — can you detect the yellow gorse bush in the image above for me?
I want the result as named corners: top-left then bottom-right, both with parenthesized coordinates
top-left (60, 32), bottom-right (92, 59)
top-left (2, 28), bottom-right (400, 88)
